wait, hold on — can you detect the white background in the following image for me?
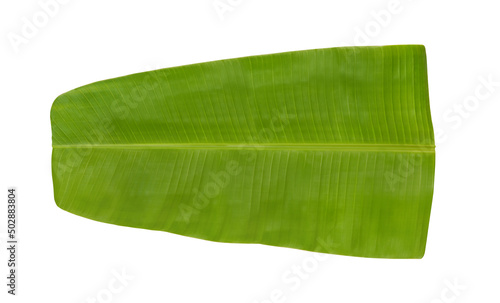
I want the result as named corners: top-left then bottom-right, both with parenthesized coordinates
top-left (1, 0), bottom-right (499, 302)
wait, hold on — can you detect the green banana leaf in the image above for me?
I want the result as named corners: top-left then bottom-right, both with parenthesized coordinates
top-left (51, 45), bottom-right (435, 259)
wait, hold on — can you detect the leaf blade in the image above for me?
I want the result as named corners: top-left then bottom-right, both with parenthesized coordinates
top-left (51, 45), bottom-right (435, 258)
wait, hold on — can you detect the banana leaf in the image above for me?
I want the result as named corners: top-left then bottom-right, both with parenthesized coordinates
top-left (51, 45), bottom-right (435, 258)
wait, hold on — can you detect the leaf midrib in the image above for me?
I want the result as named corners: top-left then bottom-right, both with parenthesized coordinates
top-left (52, 143), bottom-right (435, 152)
